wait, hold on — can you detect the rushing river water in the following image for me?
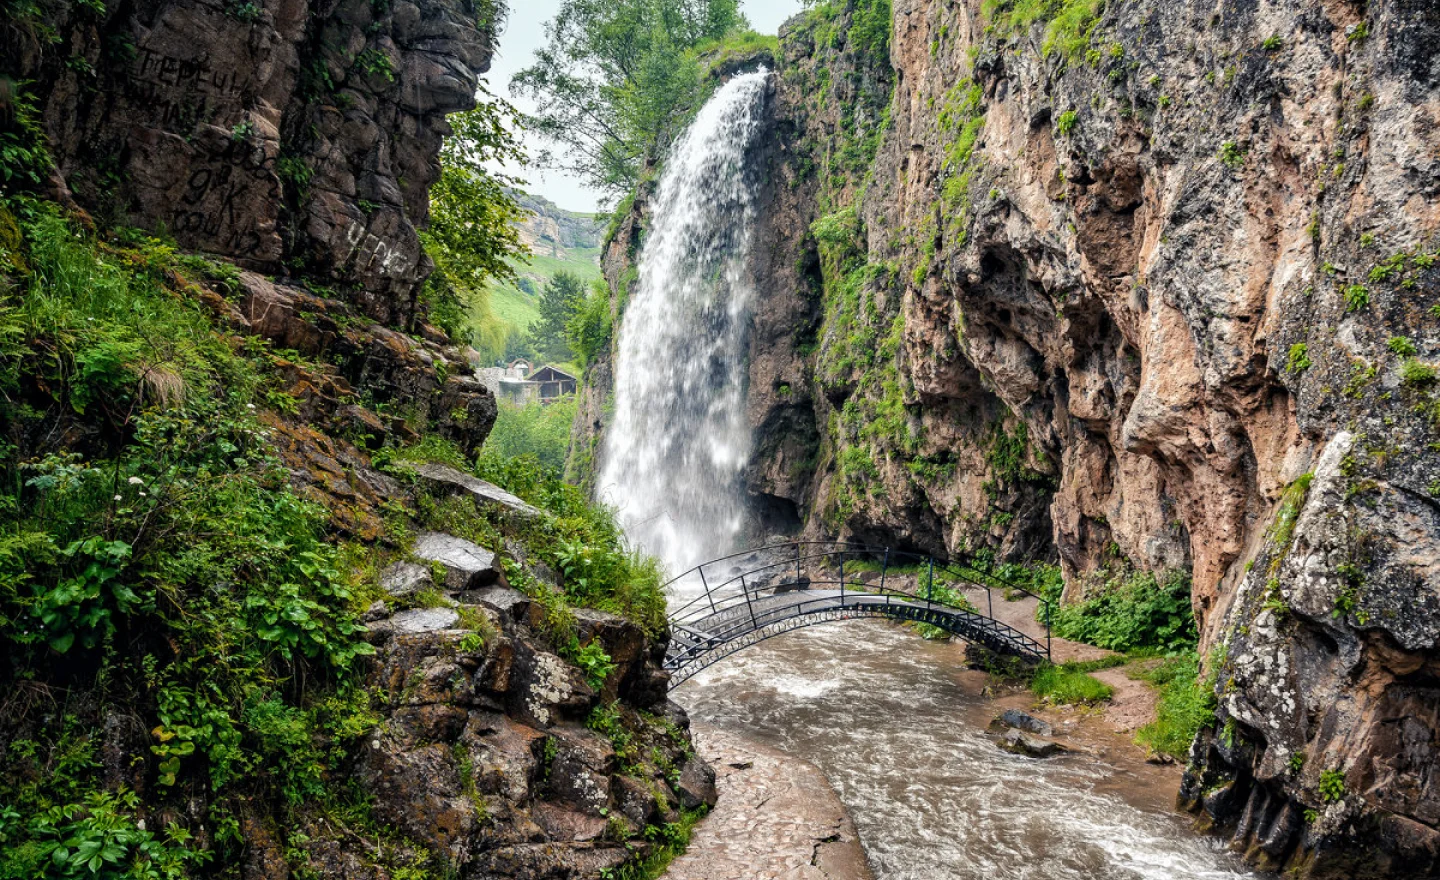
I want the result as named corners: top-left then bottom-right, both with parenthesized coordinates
top-left (676, 621), bottom-right (1264, 880)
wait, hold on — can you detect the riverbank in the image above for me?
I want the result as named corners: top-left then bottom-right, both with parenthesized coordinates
top-left (662, 723), bottom-right (873, 880)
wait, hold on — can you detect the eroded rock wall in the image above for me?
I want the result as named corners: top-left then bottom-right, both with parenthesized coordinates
top-left (9, 0), bottom-right (488, 326)
top-left (744, 0), bottom-right (1440, 874)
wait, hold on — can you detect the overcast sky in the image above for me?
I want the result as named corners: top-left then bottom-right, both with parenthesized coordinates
top-left (487, 0), bottom-right (807, 214)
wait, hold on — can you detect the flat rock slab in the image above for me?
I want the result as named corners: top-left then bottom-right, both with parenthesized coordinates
top-left (413, 532), bottom-right (503, 590)
top-left (414, 463), bottom-right (543, 519)
top-left (998, 728), bottom-right (1069, 758)
top-left (380, 561), bottom-right (432, 597)
top-left (662, 724), bottom-right (873, 880)
top-left (386, 608), bottom-right (460, 634)
top-left (992, 708), bottom-right (1054, 737)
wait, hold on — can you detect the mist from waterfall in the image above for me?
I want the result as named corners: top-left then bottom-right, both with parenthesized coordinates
top-left (597, 69), bottom-right (770, 574)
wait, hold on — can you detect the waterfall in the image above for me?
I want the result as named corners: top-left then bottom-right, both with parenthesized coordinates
top-left (598, 69), bottom-right (771, 573)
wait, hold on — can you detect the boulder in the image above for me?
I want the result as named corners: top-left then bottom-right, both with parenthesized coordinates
top-left (380, 561), bottom-right (432, 597)
top-left (988, 708), bottom-right (1054, 738)
top-left (998, 728), bottom-right (1068, 759)
top-left (676, 757), bottom-right (719, 809)
top-left (413, 463), bottom-right (544, 520)
top-left (413, 532), bottom-right (504, 590)
top-left (381, 607), bottom-right (459, 635)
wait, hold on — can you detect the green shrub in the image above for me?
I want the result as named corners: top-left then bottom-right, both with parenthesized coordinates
top-left (1219, 141), bottom-right (1246, 168)
top-left (1134, 653), bottom-right (1216, 759)
top-left (1319, 768), bottom-right (1346, 802)
top-left (1047, 567), bottom-right (1198, 653)
top-left (1387, 335), bottom-right (1417, 356)
top-left (1056, 109), bottom-right (1078, 135)
top-left (1344, 283), bottom-right (1370, 311)
top-left (1401, 358), bottom-right (1437, 387)
top-left (1286, 342), bottom-right (1311, 373)
top-left (485, 397), bottom-right (578, 471)
top-left (1031, 663), bottom-right (1114, 705)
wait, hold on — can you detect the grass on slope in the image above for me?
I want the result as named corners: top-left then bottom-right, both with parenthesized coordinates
top-left (481, 246), bottom-right (604, 339)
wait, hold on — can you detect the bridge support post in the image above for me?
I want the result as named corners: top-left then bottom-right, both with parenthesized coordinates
top-left (794, 542), bottom-right (801, 587)
top-left (880, 548), bottom-right (889, 606)
top-left (699, 567), bottom-right (716, 614)
top-left (988, 587), bottom-right (993, 619)
top-left (741, 574), bottom-right (757, 627)
top-left (925, 557), bottom-right (934, 609)
top-left (839, 551), bottom-right (845, 607)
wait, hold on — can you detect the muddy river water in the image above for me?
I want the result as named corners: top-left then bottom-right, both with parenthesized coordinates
top-left (674, 620), bottom-right (1264, 880)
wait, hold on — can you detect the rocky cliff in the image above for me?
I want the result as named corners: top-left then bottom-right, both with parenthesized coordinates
top-left (733, 0), bottom-right (1440, 875)
top-left (6, 0), bottom-right (488, 327)
top-left (579, 0), bottom-right (1440, 875)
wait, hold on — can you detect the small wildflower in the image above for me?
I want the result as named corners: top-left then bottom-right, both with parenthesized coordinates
top-left (114, 494), bottom-right (122, 501)
top-left (128, 476), bottom-right (144, 485)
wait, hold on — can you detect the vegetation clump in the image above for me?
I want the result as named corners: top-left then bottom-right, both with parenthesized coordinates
top-left (1041, 566), bottom-right (1198, 654)
top-left (1031, 661), bottom-right (1115, 705)
top-left (0, 200), bottom-right (387, 875)
top-left (1133, 653), bottom-right (1217, 759)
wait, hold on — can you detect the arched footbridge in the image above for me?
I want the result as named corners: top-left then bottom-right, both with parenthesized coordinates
top-left (663, 542), bottom-right (1053, 687)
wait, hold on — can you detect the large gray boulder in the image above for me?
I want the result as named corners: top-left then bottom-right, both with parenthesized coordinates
top-left (413, 532), bottom-right (505, 590)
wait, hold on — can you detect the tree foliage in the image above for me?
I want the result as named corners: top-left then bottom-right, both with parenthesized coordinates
top-left (512, 0), bottom-right (747, 197)
top-left (529, 270), bottom-right (585, 359)
top-left (420, 85), bottom-right (532, 340)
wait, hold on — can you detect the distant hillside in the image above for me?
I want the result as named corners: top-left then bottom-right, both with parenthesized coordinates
top-left (513, 191), bottom-right (605, 254)
top-left (479, 192), bottom-right (606, 355)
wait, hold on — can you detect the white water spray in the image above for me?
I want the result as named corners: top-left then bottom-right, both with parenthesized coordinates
top-left (598, 70), bottom-right (771, 573)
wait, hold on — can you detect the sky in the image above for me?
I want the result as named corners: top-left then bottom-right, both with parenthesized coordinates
top-left (487, 0), bottom-right (807, 215)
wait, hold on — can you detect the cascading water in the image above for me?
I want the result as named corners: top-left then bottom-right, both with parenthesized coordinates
top-left (597, 70), bottom-right (770, 573)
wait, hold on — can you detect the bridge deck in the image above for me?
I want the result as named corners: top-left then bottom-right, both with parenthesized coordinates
top-left (661, 542), bottom-right (1054, 687)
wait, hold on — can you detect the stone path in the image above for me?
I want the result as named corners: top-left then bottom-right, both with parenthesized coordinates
top-left (662, 724), bottom-right (873, 880)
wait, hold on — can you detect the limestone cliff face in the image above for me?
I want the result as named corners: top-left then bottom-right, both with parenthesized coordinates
top-left (9, 0), bottom-right (488, 326)
top-left (738, 0), bottom-right (1440, 874)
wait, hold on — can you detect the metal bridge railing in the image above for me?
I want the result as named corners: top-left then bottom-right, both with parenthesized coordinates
top-left (663, 541), bottom-right (1053, 672)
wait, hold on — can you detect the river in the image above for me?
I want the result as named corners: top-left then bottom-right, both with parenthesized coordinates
top-left (674, 620), bottom-right (1264, 880)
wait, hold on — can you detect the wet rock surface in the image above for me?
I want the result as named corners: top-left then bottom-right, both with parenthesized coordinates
top-left (414, 462), bottom-right (545, 519)
top-left (997, 728), bottom-right (1069, 760)
top-left (662, 724), bottom-right (872, 880)
top-left (413, 531), bottom-right (506, 590)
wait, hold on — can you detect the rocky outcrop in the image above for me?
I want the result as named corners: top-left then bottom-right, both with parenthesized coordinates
top-left (219, 269), bottom-right (497, 537)
top-left (730, 0), bottom-right (1440, 875)
top-left (244, 535), bottom-right (714, 879)
top-left (513, 191), bottom-right (604, 255)
top-left (7, 0), bottom-right (491, 327)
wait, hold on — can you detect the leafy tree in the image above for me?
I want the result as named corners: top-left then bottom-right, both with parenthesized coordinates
top-left (420, 85), bottom-right (532, 340)
top-left (529, 270), bottom-right (585, 359)
top-left (566, 279), bottom-right (614, 365)
top-left (513, 0), bottom-right (746, 197)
